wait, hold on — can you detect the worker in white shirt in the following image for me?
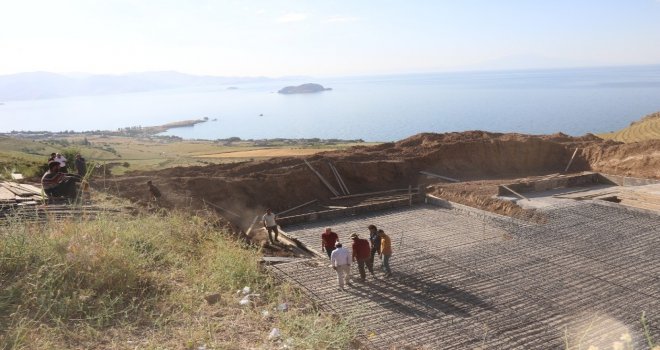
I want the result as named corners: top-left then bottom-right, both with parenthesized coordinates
top-left (262, 208), bottom-right (279, 244)
top-left (330, 242), bottom-right (351, 290)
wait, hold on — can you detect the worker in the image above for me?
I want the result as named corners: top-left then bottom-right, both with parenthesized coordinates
top-left (147, 180), bottom-right (161, 201)
top-left (54, 153), bottom-right (68, 173)
top-left (378, 229), bottom-right (393, 277)
top-left (321, 227), bottom-right (339, 259)
top-left (74, 154), bottom-right (87, 177)
top-left (368, 224), bottom-right (380, 274)
top-left (263, 208), bottom-right (279, 244)
top-left (350, 233), bottom-right (374, 282)
top-left (41, 161), bottom-right (80, 199)
top-left (330, 242), bottom-right (351, 290)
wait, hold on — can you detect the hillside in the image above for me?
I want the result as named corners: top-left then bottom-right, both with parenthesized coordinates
top-left (109, 131), bottom-right (660, 217)
top-left (598, 111), bottom-right (660, 142)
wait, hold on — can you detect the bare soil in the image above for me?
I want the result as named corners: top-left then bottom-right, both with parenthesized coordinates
top-left (106, 131), bottom-right (660, 227)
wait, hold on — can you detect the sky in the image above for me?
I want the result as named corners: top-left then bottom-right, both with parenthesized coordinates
top-left (1, 0), bottom-right (660, 77)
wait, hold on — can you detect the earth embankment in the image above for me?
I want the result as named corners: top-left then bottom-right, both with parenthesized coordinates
top-left (109, 131), bottom-right (659, 217)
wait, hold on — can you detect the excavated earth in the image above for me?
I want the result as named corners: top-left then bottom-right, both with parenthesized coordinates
top-left (103, 131), bottom-right (659, 347)
top-left (109, 131), bottom-right (659, 224)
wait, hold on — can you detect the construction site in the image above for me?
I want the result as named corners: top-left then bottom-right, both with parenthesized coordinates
top-left (2, 131), bottom-right (659, 348)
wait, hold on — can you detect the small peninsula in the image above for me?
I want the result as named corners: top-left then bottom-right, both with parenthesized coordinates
top-left (277, 83), bottom-right (332, 94)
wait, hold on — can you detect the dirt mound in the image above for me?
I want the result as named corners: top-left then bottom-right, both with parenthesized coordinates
top-left (428, 181), bottom-right (547, 223)
top-left (106, 131), bottom-right (659, 222)
top-left (581, 139), bottom-right (660, 178)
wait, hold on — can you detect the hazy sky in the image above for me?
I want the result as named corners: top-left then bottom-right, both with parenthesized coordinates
top-left (1, 0), bottom-right (660, 77)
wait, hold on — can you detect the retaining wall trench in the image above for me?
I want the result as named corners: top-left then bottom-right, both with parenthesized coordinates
top-left (270, 202), bottom-right (660, 349)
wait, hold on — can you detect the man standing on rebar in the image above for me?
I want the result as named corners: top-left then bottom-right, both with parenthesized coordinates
top-left (330, 242), bottom-right (351, 290)
top-left (321, 227), bottom-right (339, 259)
top-left (351, 233), bottom-right (374, 282)
top-left (368, 224), bottom-right (380, 274)
top-left (379, 229), bottom-right (393, 277)
top-left (263, 208), bottom-right (279, 244)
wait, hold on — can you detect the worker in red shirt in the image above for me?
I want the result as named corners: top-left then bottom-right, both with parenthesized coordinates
top-left (321, 227), bottom-right (339, 259)
top-left (350, 233), bottom-right (374, 281)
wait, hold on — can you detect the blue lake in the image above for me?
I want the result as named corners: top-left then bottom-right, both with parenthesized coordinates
top-left (1, 65), bottom-right (659, 142)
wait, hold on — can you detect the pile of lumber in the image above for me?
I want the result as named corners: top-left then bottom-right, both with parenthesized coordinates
top-left (0, 181), bottom-right (44, 205)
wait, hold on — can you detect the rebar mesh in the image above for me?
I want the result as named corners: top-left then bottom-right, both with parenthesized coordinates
top-left (271, 202), bottom-right (659, 349)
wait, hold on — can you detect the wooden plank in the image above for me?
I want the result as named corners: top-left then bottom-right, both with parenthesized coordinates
top-left (1, 183), bottom-right (32, 196)
top-left (0, 186), bottom-right (15, 201)
top-left (202, 199), bottom-right (241, 218)
top-left (501, 185), bottom-right (530, 201)
top-left (330, 188), bottom-right (416, 200)
top-left (334, 164), bottom-right (350, 194)
top-left (564, 148), bottom-right (579, 173)
top-left (245, 215), bottom-right (260, 236)
top-left (554, 191), bottom-right (618, 200)
top-left (329, 162), bottom-right (350, 195)
top-left (261, 257), bottom-right (308, 263)
top-left (18, 184), bottom-right (44, 195)
top-left (328, 163), bottom-right (347, 195)
top-left (277, 199), bottom-right (319, 216)
top-left (541, 173), bottom-right (561, 180)
top-left (419, 171), bottom-right (460, 183)
top-left (304, 160), bottom-right (340, 196)
top-left (10, 173), bottom-right (24, 180)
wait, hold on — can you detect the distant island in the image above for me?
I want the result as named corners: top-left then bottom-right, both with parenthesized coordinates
top-left (278, 83), bottom-right (332, 94)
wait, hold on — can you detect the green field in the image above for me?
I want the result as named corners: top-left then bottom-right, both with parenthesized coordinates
top-left (0, 134), bottom-right (373, 178)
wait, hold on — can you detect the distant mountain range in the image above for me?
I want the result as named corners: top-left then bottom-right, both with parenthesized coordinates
top-left (0, 71), bottom-right (278, 101)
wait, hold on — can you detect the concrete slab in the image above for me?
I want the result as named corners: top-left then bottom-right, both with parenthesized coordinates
top-left (271, 203), bottom-right (660, 349)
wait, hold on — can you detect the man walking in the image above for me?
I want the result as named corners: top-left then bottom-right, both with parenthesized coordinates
top-left (330, 242), bottom-right (351, 290)
top-left (263, 208), bottom-right (279, 244)
top-left (321, 227), bottom-right (339, 259)
top-left (350, 233), bottom-right (374, 282)
top-left (368, 224), bottom-right (380, 275)
top-left (379, 229), bottom-right (393, 277)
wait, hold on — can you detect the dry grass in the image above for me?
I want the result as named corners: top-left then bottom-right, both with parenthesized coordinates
top-left (0, 210), bottom-right (356, 349)
top-left (598, 111), bottom-right (660, 142)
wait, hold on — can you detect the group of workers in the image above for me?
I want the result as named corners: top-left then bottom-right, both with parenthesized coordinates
top-left (261, 209), bottom-right (393, 290)
top-left (41, 152), bottom-right (87, 199)
top-left (323, 224), bottom-right (393, 290)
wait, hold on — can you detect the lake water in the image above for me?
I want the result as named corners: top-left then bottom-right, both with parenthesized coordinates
top-left (1, 65), bottom-right (659, 142)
